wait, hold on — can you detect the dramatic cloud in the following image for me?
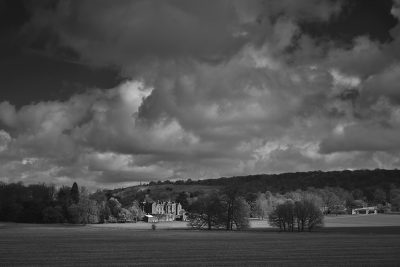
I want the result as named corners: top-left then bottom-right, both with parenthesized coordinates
top-left (22, 0), bottom-right (342, 70)
top-left (2, 0), bottom-right (400, 188)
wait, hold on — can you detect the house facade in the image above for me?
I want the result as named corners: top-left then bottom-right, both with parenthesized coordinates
top-left (141, 200), bottom-right (185, 221)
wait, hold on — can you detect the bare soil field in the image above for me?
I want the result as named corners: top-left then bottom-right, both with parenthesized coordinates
top-left (1, 222), bottom-right (400, 266)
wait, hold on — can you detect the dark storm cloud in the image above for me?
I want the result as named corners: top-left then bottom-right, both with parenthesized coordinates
top-left (23, 0), bottom-right (251, 65)
top-left (21, 0), bottom-right (344, 71)
top-left (1, 0), bottom-right (400, 187)
top-left (0, 0), bottom-right (122, 107)
top-left (300, 0), bottom-right (398, 43)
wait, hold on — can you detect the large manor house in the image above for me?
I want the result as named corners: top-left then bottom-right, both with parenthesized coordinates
top-left (141, 200), bottom-right (185, 222)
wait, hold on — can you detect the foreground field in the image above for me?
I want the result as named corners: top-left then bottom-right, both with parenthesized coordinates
top-left (1, 223), bottom-right (400, 266)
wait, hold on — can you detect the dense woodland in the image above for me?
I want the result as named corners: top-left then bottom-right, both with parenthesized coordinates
top-left (160, 169), bottom-right (400, 200)
top-left (0, 182), bottom-right (143, 224)
top-left (1, 169), bottom-right (400, 228)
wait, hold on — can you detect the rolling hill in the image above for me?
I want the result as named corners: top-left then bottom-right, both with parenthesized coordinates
top-left (106, 169), bottom-right (400, 205)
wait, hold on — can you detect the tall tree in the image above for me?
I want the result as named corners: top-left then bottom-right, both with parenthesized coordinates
top-left (108, 197), bottom-right (123, 219)
top-left (254, 193), bottom-right (271, 220)
top-left (222, 185), bottom-right (242, 230)
top-left (294, 200), bottom-right (323, 232)
top-left (77, 187), bottom-right (100, 224)
top-left (188, 192), bottom-right (225, 230)
top-left (373, 188), bottom-right (387, 204)
top-left (128, 201), bottom-right (144, 222)
top-left (232, 197), bottom-right (250, 230)
top-left (175, 191), bottom-right (189, 210)
top-left (71, 182), bottom-right (80, 204)
top-left (268, 201), bottom-right (295, 232)
top-left (320, 188), bottom-right (342, 214)
top-left (390, 188), bottom-right (400, 212)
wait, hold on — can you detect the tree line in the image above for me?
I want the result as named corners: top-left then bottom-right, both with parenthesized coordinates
top-left (2, 178), bottom-right (400, 231)
top-left (0, 182), bottom-right (144, 224)
top-left (244, 186), bottom-right (400, 217)
top-left (145, 169), bottom-right (400, 204)
top-left (0, 181), bottom-right (335, 232)
top-left (185, 186), bottom-right (324, 232)
top-left (182, 184), bottom-right (400, 231)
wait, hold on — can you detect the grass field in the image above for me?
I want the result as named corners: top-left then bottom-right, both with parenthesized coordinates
top-left (1, 215), bottom-right (400, 266)
top-left (249, 214), bottom-right (400, 228)
top-left (324, 214), bottom-right (400, 227)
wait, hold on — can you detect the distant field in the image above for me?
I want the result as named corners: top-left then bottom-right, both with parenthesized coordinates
top-left (91, 221), bottom-right (188, 230)
top-left (250, 214), bottom-right (400, 228)
top-left (324, 214), bottom-right (400, 227)
top-left (78, 214), bottom-right (400, 230)
top-left (1, 222), bottom-right (400, 266)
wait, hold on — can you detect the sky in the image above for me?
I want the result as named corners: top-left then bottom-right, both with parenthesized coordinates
top-left (1, 0), bottom-right (400, 189)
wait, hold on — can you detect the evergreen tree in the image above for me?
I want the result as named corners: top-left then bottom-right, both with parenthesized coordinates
top-left (71, 182), bottom-right (80, 204)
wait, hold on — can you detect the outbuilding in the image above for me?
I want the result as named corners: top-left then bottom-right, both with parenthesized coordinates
top-left (143, 214), bottom-right (157, 223)
top-left (352, 206), bottom-right (378, 215)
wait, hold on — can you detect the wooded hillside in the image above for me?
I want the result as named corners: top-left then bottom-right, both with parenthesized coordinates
top-left (112, 169), bottom-right (400, 202)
